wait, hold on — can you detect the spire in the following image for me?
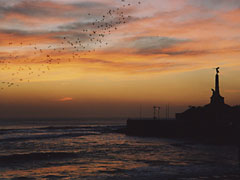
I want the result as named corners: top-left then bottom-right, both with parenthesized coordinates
top-left (215, 68), bottom-right (220, 95)
top-left (210, 67), bottom-right (224, 104)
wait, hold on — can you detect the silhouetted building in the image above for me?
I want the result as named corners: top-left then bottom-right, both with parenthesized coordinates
top-left (176, 68), bottom-right (237, 128)
top-left (126, 68), bottom-right (240, 141)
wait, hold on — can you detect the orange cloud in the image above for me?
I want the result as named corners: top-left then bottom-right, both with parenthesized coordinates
top-left (57, 97), bottom-right (73, 102)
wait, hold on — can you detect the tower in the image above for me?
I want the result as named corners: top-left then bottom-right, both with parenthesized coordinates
top-left (210, 67), bottom-right (224, 105)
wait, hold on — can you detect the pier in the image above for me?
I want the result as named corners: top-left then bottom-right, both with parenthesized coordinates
top-left (126, 68), bottom-right (240, 143)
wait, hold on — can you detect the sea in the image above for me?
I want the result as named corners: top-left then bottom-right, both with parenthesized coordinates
top-left (0, 118), bottom-right (240, 180)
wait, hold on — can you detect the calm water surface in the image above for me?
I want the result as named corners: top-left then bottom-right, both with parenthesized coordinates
top-left (0, 119), bottom-right (239, 180)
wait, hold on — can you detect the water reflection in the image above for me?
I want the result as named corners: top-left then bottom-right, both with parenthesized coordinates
top-left (0, 127), bottom-right (239, 179)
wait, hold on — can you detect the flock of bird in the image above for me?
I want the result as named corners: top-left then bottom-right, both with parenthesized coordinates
top-left (0, 0), bottom-right (143, 90)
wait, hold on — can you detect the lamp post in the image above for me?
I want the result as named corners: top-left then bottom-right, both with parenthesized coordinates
top-left (153, 106), bottom-right (156, 120)
top-left (158, 107), bottom-right (160, 120)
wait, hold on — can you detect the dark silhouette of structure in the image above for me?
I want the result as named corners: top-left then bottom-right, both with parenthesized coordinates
top-left (157, 106), bottom-right (160, 119)
top-left (126, 68), bottom-right (240, 143)
top-left (176, 68), bottom-right (235, 130)
top-left (153, 106), bottom-right (157, 119)
top-left (210, 67), bottom-right (224, 104)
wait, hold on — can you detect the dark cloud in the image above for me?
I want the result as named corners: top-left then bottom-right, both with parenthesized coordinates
top-left (72, 2), bottom-right (111, 9)
top-left (189, 0), bottom-right (240, 10)
top-left (135, 45), bottom-right (240, 57)
top-left (0, 29), bottom-right (48, 36)
top-left (0, 1), bottom-right (57, 17)
top-left (58, 22), bottom-right (89, 31)
top-left (54, 30), bottom-right (89, 39)
top-left (0, 27), bottom-right (90, 42)
top-left (0, 0), bottom-right (113, 19)
top-left (0, 0), bottom-right (135, 39)
top-left (132, 36), bottom-right (187, 50)
top-left (129, 36), bottom-right (189, 55)
top-left (79, 58), bottom-right (113, 64)
top-left (162, 50), bottom-right (209, 56)
top-left (136, 48), bottom-right (208, 56)
top-left (58, 15), bottom-right (137, 31)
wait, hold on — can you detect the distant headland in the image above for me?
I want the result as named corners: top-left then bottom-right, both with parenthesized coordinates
top-left (126, 68), bottom-right (240, 143)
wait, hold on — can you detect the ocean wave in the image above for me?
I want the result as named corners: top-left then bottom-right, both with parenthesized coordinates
top-left (37, 126), bottom-right (90, 130)
top-left (37, 125), bottom-right (125, 132)
top-left (0, 125), bottom-right (124, 143)
top-left (11, 177), bottom-right (36, 180)
top-left (0, 125), bottom-right (124, 133)
top-left (0, 132), bottom-right (98, 142)
top-left (0, 152), bottom-right (78, 165)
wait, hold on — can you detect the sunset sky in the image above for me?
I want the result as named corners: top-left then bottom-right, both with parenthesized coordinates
top-left (1, 0), bottom-right (240, 118)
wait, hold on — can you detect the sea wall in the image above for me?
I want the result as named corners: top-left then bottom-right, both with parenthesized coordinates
top-left (126, 119), bottom-right (238, 141)
top-left (126, 119), bottom-right (185, 137)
